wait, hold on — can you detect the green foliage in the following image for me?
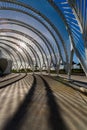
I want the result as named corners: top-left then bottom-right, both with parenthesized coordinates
top-left (11, 69), bottom-right (18, 73)
top-left (71, 69), bottom-right (84, 75)
top-left (12, 68), bottom-right (32, 73)
top-left (12, 68), bottom-right (85, 75)
top-left (26, 68), bottom-right (32, 72)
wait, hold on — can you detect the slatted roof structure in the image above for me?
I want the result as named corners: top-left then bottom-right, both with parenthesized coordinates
top-left (0, 0), bottom-right (87, 77)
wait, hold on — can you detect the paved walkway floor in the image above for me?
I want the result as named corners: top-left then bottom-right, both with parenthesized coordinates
top-left (59, 74), bottom-right (87, 83)
top-left (0, 74), bottom-right (87, 130)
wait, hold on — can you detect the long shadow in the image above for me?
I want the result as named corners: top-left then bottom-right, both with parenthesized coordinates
top-left (0, 74), bottom-right (20, 83)
top-left (0, 74), bottom-right (27, 89)
top-left (49, 75), bottom-right (87, 95)
top-left (51, 75), bottom-right (87, 87)
top-left (40, 76), bottom-right (68, 130)
top-left (3, 75), bottom-right (37, 130)
top-left (71, 80), bottom-right (87, 87)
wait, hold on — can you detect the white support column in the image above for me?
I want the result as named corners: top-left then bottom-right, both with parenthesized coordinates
top-left (47, 55), bottom-right (52, 75)
top-left (82, 8), bottom-right (87, 76)
top-left (24, 65), bottom-right (27, 73)
top-left (39, 66), bottom-right (43, 75)
top-left (67, 36), bottom-right (74, 80)
top-left (56, 57), bottom-right (61, 76)
top-left (68, 49), bottom-right (74, 80)
top-left (48, 66), bottom-right (50, 75)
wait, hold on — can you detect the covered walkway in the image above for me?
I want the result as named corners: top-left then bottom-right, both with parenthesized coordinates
top-left (0, 0), bottom-right (87, 130)
top-left (0, 0), bottom-right (87, 77)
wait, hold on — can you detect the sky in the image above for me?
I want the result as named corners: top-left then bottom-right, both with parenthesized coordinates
top-left (19, 0), bottom-right (86, 64)
top-left (0, 0), bottom-right (86, 69)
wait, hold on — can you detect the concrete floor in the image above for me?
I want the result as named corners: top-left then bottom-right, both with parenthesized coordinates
top-left (0, 74), bottom-right (87, 130)
top-left (59, 74), bottom-right (87, 83)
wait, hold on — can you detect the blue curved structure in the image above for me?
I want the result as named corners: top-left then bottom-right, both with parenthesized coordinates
top-left (0, 0), bottom-right (86, 77)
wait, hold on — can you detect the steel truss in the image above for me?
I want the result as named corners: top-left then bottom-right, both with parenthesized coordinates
top-left (0, 0), bottom-right (86, 77)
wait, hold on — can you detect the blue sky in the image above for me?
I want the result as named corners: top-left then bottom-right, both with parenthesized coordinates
top-left (21, 0), bottom-right (85, 63)
top-left (0, 0), bottom-right (86, 65)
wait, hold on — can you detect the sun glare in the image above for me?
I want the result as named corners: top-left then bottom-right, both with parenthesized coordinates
top-left (19, 42), bottom-right (26, 48)
top-left (16, 42), bottom-right (27, 52)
